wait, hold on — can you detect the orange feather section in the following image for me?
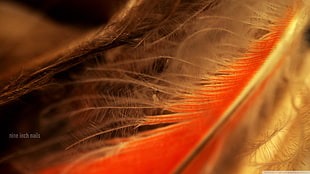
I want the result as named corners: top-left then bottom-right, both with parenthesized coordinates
top-left (38, 5), bottom-right (296, 174)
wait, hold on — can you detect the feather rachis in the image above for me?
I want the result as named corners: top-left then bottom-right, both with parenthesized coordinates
top-left (211, 2), bottom-right (310, 173)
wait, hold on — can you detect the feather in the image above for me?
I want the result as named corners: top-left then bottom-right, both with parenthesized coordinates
top-left (1, 0), bottom-right (310, 174)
